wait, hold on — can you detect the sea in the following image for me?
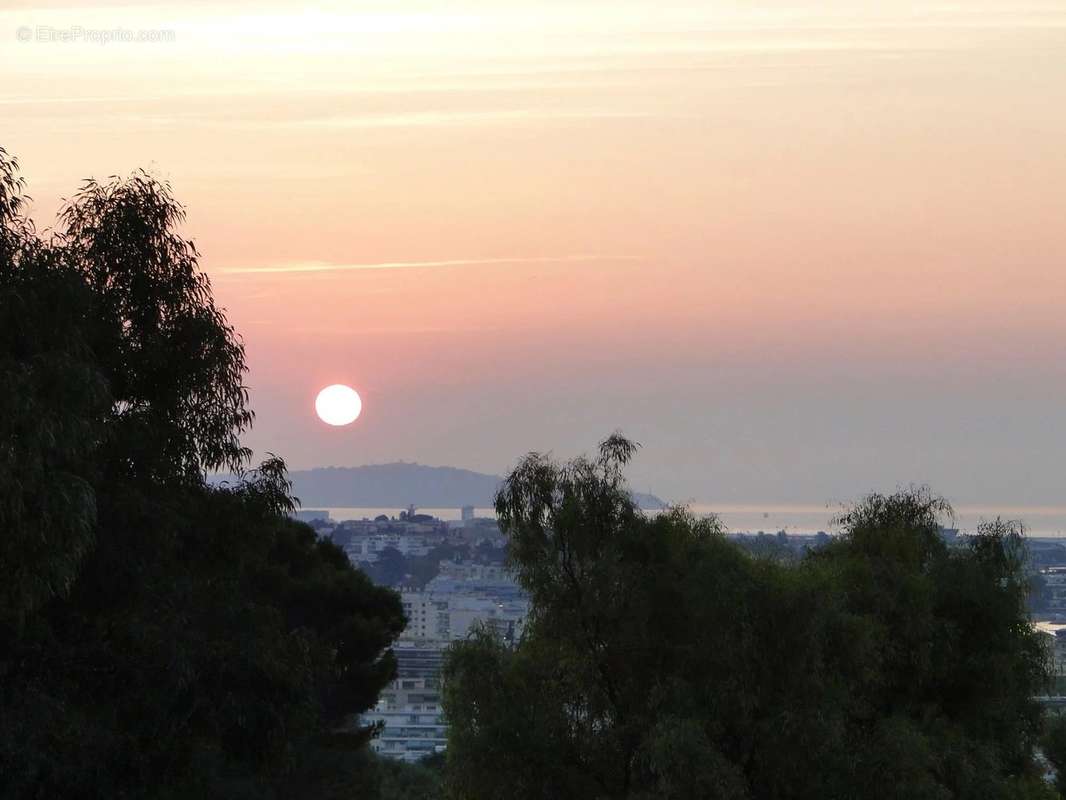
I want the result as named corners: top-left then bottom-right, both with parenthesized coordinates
top-left (317, 504), bottom-right (1066, 538)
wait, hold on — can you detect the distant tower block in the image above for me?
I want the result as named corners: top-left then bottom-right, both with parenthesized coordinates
top-left (461, 505), bottom-right (475, 522)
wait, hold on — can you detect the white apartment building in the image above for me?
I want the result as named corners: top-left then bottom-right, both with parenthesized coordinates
top-left (342, 532), bottom-right (438, 564)
top-left (366, 578), bottom-right (529, 761)
top-left (400, 590), bottom-right (527, 643)
top-left (363, 641), bottom-right (448, 762)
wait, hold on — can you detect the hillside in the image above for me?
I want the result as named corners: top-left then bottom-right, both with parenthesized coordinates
top-left (221, 463), bottom-right (666, 510)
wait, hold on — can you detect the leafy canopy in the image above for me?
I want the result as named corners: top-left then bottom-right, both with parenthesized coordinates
top-left (443, 436), bottom-right (1051, 800)
top-left (0, 149), bottom-right (406, 799)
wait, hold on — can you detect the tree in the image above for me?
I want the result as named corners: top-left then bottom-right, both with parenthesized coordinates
top-left (58, 170), bottom-right (253, 483)
top-left (0, 151), bottom-right (406, 798)
top-left (442, 435), bottom-right (1053, 800)
top-left (0, 148), bottom-right (110, 628)
top-left (408, 543), bottom-right (469, 588)
top-left (1030, 572), bottom-right (1051, 614)
top-left (274, 748), bottom-right (443, 800)
top-left (373, 545), bottom-right (409, 586)
top-left (1043, 714), bottom-right (1066, 795)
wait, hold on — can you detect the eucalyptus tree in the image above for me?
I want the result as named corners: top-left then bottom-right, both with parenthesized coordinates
top-left (443, 436), bottom-right (1053, 800)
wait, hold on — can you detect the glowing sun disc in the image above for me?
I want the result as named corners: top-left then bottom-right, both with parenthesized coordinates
top-left (315, 384), bottom-right (362, 426)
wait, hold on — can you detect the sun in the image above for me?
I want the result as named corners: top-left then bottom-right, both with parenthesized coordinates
top-left (315, 384), bottom-right (362, 426)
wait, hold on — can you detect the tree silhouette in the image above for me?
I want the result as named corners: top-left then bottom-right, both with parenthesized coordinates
top-left (443, 436), bottom-right (1053, 800)
top-left (0, 150), bottom-right (406, 798)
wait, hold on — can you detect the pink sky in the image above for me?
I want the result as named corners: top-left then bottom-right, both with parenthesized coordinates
top-left (3, 1), bottom-right (1065, 504)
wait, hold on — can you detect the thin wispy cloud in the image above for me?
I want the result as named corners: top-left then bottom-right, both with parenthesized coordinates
top-left (215, 254), bottom-right (642, 276)
top-left (277, 109), bottom-right (655, 131)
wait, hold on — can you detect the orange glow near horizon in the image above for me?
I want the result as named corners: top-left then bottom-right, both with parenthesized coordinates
top-left (3, 1), bottom-right (1065, 504)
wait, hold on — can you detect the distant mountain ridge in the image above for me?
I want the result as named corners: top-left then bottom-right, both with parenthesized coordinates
top-left (218, 462), bottom-right (666, 510)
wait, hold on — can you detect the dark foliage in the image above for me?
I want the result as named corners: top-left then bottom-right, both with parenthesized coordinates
top-left (1043, 714), bottom-right (1066, 796)
top-left (0, 150), bottom-right (405, 798)
top-left (443, 436), bottom-right (1054, 800)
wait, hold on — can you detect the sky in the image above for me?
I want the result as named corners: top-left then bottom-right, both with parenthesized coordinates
top-left (3, 1), bottom-right (1066, 506)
